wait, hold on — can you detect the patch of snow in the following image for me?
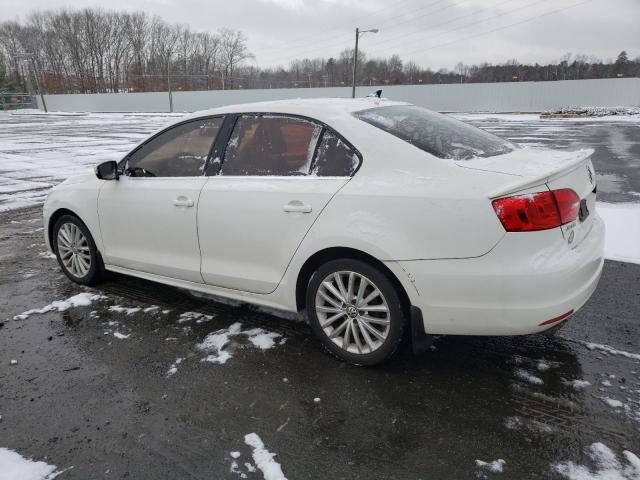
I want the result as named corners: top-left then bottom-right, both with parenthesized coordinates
top-left (553, 442), bottom-right (640, 479)
top-left (178, 311), bottom-right (215, 324)
top-left (313, 397), bottom-right (321, 403)
top-left (196, 323), bottom-right (284, 365)
top-left (537, 360), bottom-right (552, 371)
top-left (109, 305), bottom-right (141, 315)
top-left (243, 328), bottom-right (285, 350)
top-left (514, 368), bottom-right (544, 385)
top-left (244, 433), bottom-right (287, 480)
top-left (601, 397), bottom-right (624, 409)
top-left (230, 451), bottom-right (241, 459)
top-left (143, 306), bottom-right (159, 313)
top-left (476, 459), bottom-right (505, 473)
top-left (166, 357), bottom-right (184, 377)
top-left (10, 359), bottom-right (18, 366)
top-left (113, 332), bottom-right (130, 339)
top-left (14, 292), bottom-right (107, 320)
top-left (582, 342), bottom-right (640, 361)
top-left (0, 447), bottom-right (62, 480)
top-left (564, 379), bottom-right (591, 390)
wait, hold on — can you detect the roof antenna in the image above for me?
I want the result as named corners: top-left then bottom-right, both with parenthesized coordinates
top-left (366, 89), bottom-right (383, 99)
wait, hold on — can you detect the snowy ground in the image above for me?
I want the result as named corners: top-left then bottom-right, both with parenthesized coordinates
top-left (1, 110), bottom-right (640, 479)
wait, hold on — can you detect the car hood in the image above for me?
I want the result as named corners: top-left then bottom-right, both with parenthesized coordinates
top-left (56, 172), bottom-right (95, 187)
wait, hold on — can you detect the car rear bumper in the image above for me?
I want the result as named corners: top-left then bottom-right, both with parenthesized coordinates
top-left (388, 214), bottom-right (605, 336)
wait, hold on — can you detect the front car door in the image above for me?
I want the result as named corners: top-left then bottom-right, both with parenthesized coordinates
top-left (98, 117), bottom-right (223, 283)
top-left (198, 114), bottom-right (361, 294)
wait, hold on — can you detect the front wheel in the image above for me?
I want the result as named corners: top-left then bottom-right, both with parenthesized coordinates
top-left (306, 259), bottom-right (407, 366)
top-left (53, 215), bottom-right (103, 285)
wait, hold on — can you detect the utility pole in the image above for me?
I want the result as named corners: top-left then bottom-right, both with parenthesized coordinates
top-left (167, 52), bottom-right (173, 113)
top-left (351, 27), bottom-right (378, 98)
top-left (352, 28), bottom-right (359, 99)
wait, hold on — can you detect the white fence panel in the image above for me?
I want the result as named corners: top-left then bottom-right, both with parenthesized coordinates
top-left (38, 78), bottom-right (640, 113)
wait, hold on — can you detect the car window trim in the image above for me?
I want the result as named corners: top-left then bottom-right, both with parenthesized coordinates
top-left (213, 112), bottom-right (363, 178)
top-left (117, 115), bottom-right (226, 177)
top-left (204, 114), bottom-right (238, 176)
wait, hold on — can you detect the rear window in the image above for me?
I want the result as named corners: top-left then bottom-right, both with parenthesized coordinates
top-left (353, 105), bottom-right (514, 160)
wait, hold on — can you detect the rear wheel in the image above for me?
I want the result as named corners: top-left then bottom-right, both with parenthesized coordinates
top-left (53, 215), bottom-right (103, 285)
top-left (306, 259), bottom-right (407, 365)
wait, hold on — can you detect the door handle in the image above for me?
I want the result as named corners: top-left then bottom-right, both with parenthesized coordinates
top-left (173, 196), bottom-right (194, 208)
top-left (283, 200), bottom-right (312, 213)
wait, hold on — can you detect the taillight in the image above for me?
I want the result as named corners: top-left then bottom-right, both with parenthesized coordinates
top-left (492, 189), bottom-right (580, 232)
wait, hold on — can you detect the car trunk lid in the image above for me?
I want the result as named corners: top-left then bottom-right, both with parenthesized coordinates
top-left (458, 148), bottom-right (597, 247)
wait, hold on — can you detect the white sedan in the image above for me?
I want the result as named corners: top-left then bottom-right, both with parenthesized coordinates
top-left (43, 98), bottom-right (605, 365)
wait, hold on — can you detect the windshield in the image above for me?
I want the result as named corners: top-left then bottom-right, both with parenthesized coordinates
top-left (354, 105), bottom-right (514, 160)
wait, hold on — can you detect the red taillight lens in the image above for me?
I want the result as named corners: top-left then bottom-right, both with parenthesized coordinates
top-left (492, 189), bottom-right (580, 232)
top-left (553, 188), bottom-right (581, 224)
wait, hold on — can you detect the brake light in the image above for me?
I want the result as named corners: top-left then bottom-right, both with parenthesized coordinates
top-left (492, 189), bottom-right (580, 232)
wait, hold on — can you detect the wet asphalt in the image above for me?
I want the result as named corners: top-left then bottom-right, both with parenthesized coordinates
top-left (1, 116), bottom-right (640, 479)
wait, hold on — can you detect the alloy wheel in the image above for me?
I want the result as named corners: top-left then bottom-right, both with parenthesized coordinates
top-left (315, 271), bottom-right (391, 355)
top-left (57, 222), bottom-right (92, 278)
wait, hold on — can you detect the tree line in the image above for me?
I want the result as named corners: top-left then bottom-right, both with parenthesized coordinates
top-left (0, 9), bottom-right (253, 93)
top-left (0, 8), bottom-right (638, 94)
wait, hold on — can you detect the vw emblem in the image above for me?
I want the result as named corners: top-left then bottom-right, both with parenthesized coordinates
top-left (586, 166), bottom-right (593, 185)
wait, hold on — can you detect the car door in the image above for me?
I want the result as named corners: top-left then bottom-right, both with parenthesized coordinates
top-left (98, 116), bottom-right (223, 283)
top-left (198, 114), bottom-right (362, 294)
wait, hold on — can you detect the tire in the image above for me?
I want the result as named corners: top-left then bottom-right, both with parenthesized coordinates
top-left (306, 258), bottom-right (408, 366)
top-left (53, 214), bottom-right (103, 285)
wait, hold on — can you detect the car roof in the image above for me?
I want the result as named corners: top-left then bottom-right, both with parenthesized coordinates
top-left (181, 97), bottom-right (410, 124)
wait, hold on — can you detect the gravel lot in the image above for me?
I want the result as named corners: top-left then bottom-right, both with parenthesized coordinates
top-left (1, 111), bottom-right (639, 479)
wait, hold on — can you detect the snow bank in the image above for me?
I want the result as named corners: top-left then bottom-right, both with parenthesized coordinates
top-left (597, 202), bottom-right (640, 265)
top-left (0, 448), bottom-right (61, 480)
top-left (13, 292), bottom-right (107, 320)
top-left (553, 442), bottom-right (640, 479)
top-left (244, 433), bottom-right (287, 480)
top-left (543, 106), bottom-right (640, 117)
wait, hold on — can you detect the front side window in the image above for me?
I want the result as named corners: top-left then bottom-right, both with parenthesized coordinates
top-left (221, 115), bottom-right (322, 176)
top-left (354, 105), bottom-right (514, 161)
top-left (312, 131), bottom-right (360, 177)
top-left (126, 117), bottom-right (222, 177)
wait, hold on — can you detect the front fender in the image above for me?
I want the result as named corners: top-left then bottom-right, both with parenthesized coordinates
top-left (43, 174), bottom-right (104, 254)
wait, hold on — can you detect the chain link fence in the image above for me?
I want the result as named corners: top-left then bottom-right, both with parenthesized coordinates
top-left (0, 93), bottom-right (38, 111)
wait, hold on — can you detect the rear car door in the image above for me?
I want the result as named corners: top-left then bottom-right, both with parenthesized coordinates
top-left (98, 117), bottom-right (223, 283)
top-left (198, 114), bottom-right (361, 294)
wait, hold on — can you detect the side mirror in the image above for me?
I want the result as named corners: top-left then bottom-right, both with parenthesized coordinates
top-left (95, 161), bottom-right (119, 180)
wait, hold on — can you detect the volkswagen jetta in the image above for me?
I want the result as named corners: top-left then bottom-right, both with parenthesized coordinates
top-left (43, 98), bottom-right (605, 365)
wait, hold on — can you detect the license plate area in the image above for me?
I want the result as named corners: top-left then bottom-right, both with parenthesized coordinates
top-left (578, 198), bottom-right (590, 222)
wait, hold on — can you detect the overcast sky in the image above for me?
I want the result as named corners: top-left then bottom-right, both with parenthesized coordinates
top-left (1, 0), bottom-right (638, 70)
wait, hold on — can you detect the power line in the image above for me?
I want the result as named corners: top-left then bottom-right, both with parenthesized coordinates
top-left (403, 0), bottom-right (596, 57)
top-left (367, 0), bottom-right (551, 54)
top-left (258, 0), bottom-right (455, 65)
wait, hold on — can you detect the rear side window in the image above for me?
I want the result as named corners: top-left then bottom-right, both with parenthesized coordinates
top-left (353, 105), bottom-right (514, 161)
top-left (126, 118), bottom-right (222, 177)
top-left (221, 115), bottom-right (322, 176)
top-left (312, 131), bottom-right (360, 177)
